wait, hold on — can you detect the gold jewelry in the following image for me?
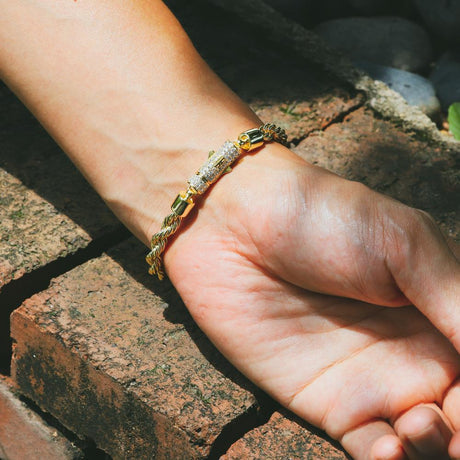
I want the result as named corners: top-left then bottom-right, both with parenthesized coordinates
top-left (146, 123), bottom-right (287, 280)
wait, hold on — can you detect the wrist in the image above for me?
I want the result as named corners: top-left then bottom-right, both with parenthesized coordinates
top-left (144, 124), bottom-right (290, 279)
top-left (100, 110), bottom-right (264, 247)
top-left (1, 0), bottom-right (263, 248)
top-left (161, 140), bottom-right (313, 279)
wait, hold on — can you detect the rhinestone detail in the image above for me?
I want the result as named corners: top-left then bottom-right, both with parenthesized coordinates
top-left (188, 141), bottom-right (240, 194)
top-left (188, 175), bottom-right (208, 194)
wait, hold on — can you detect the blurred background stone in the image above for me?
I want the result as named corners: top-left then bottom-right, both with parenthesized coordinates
top-left (348, 0), bottom-right (388, 15)
top-left (262, 0), bottom-right (309, 18)
top-left (412, 0), bottom-right (460, 43)
top-left (264, 0), bottom-right (350, 27)
top-left (430, 51), bottom-right (460, 111)
top-left (264, 0), bottom-right (422, 25)
top-left (314, 17), bottom-right (432, 72)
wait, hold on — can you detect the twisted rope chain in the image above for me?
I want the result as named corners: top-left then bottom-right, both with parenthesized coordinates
top-left (260, 123), bottom-right (288, 144)
top-left (145, 213), bottom-right (181, 280)
top-left (146, 123), bottom-right (287, 280)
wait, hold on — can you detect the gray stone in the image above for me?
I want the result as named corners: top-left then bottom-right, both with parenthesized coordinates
top-left (356, 60), bottom-right (441, 117)
top-left (314, 17), bottom-right (433, 72)
top-left (430, 52), bottom-right (460, 111)
top-left (413, 0), bottom-right (460, 43)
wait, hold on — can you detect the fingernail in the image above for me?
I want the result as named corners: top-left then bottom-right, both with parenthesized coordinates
top-left (408, 425), bottom-right (447, 457)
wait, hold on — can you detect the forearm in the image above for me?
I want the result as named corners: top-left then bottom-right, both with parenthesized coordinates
top-left (0, 0), bottom-right (260, 243)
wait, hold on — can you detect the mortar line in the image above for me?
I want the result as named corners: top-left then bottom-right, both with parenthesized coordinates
top-left (289, 100), bottom-right (365, 147)
top-left (206, 394), bottom-right (276, 459)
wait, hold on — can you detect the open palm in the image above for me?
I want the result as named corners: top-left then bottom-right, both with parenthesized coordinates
top-left (164, 144), bottom-right (460, 459)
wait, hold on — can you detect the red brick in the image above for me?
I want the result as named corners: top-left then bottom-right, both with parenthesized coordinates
top-left (222, 411), bottom-right (346, 459)
top-left (252, 93), bottom-right (364, 141)
top-left (0, 376), bottom-right (82, 460)
top-left (0, 160), bottom-right (121, 291)
top-left (11, 238), bottom-right (258, 459)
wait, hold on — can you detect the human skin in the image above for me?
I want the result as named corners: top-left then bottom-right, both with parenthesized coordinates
top-left (1, 1), bottom-right (459, 458)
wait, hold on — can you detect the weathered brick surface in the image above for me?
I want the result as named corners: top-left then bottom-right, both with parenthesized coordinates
top-left (0, 83), bottom-right (125, 371)
top-left (0, 162), bottom-right (120, 289)
top-left (0, 376), bottom-right (82, 460)
top-left (222, 411), bottom-right (346, 459)
top-left (11, 238), bottom-right (260, 459)
top-left (293, 107), bottom-right (459, 240)
top-left (253, 94), bottom-right (363, 142)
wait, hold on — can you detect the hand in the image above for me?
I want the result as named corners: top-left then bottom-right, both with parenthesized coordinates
top-left (164, 143), bottom-right (460, 459)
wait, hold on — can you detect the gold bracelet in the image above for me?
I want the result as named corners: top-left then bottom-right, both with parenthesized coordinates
top-left (146, 122), bottom-right (287, 280)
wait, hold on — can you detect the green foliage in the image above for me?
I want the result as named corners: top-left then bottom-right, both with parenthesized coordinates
top-left (280, 102), bottom-right (303, 120)
top-left (448, 102), bottom-right (460, 140)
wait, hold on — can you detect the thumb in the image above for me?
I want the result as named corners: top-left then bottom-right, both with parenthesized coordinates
top-left (385, 208), bottom-right (460, 351)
